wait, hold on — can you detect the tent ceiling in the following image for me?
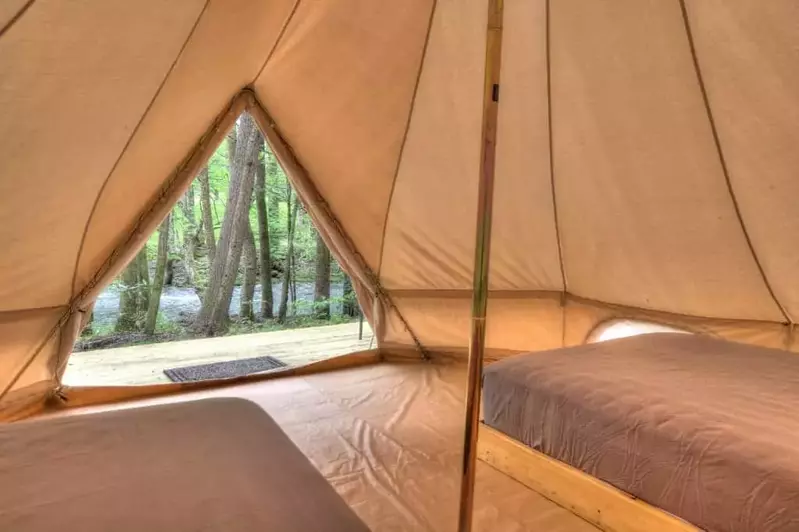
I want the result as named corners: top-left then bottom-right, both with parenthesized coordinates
top-left (0, 0), bottom-right (797, 416)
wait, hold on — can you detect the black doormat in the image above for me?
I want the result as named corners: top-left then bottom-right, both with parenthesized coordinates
top-left (163, 355), bottom-right (288, 383)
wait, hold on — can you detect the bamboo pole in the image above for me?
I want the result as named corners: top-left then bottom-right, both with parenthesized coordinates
top-left (457, 1), bottom-right (505, 531)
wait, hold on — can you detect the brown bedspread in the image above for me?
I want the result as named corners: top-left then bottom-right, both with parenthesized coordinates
top-left (0, 398), bottom-right (369, 532)
top-left (483, 333), bottom-right (799, 532)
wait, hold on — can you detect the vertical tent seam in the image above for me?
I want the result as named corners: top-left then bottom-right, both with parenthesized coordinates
top-left (545, 0), bottom-right (568, 346)
top-left (677, 0), bottom-right (792, 326)
top-left (252, 0), bottom-right (303, 83)
top-left (68, 0), bottom-right (212, 300)
top-left (376, 0), bottom-right (438, 278)
top-left (0, 0), bottom-right (35, 40)
top-left (0, 89), bottom-right (248, 405)
top-left (249, 94), bottom-right (431, 360)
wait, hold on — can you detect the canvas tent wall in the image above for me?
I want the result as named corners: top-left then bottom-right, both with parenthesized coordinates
top-left (0, 0), bottom-right (797, 419)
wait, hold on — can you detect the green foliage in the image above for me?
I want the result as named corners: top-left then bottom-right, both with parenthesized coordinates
top-left (162, 135), bottom-right (328, 280)
top-left (85, 322), bottom-right (115, 338)
top-left (155, 314), bottom-right (185, 335)
top-left (226, 313), bottom-right (357, 337)
top-left (90, 122), bottom-right (359, 350)
top-left (292, 294), bottom-right (357, 317)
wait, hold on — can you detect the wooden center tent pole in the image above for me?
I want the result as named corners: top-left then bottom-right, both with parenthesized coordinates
top-left (457, 0), bottom-right (505, 531)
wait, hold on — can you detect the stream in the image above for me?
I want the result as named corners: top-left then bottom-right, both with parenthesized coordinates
top-left (93, 282), bottom-right (345, 328)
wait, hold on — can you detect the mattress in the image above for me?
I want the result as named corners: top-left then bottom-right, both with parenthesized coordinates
top-left (483, 333), bottom-right (799, 532)
top-left (0, 397), bottom-right (369, 532)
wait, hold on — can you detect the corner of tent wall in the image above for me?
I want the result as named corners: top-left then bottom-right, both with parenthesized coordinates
top-left (0, 380), bottom-right (53, 422)
top-left (0, 307), bottom-right (68, 420)
top-left (787, 323), bottom-right (799, 353)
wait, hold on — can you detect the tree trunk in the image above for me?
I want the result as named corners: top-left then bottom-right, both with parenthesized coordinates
top-left (144, 214), bottom-right (171, 335)
top-left (136, 250), bottom-right (150, 316)
top-left (255, 145), bottom-right (273, 319)
top-left (169, 215), bottom-right (180, 258)
top-left (199, 166), bottom-right (216, 264)
top-left (116, 247), bottom-right (150, 332)
top-left (266, 149), bottom-right (280, 219)
top-left (227, 125), bottom-right (237, 164)
top-left (290, 251), bottom-right (297, 308)
top-left (240, 224), bottom-right (257, 321)
top-left (314, 232), bottom-right (331, 319)
top-left (81, 311), bottom-right (94, 337)
top-left (195, 120), bottom-right (248, 331)
top-left (180, 182), bottom-right (197, 286)
top-left (195, 114), bottom-right (260, 335)
top-left (278, 191), bottom-right (299, 323)
top-left (342, 274), bottom-right (357, 317)
top-left (213, 125), bottom-right (261, 328)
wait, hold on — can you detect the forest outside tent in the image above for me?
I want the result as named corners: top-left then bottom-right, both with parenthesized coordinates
top-left (68, 109), bottom-right (370, 385)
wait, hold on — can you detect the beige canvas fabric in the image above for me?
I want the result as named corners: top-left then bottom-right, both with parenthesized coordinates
top-left (0, 0), bottom-right (30, 35)
top-left (684, 0), bottom-right (799, 319)
top-left (0, 0), bottom-right (797, 417)
top-left (381, 0), bottom-right (485, 291)
top-left (552, 0), bottom-right (781, 322)
top-left (254, 0), bottom-right (435, 272)
top-left (74, 0), bottom-right (299, 296)
top-left (491, 0), bottom-right (562, 293)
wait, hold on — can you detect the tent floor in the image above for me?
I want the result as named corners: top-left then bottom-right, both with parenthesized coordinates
top-left (46, 362), bottom-right (598, 531)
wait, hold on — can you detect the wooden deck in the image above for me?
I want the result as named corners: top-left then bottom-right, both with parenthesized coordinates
top-left (63, 322), bottom-right (374, 386)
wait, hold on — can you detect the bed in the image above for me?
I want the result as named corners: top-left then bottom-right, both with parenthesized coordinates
top-left (482, 333), bottom-right (799, 532)
top-left (0, 397), bottom-right (369, 532)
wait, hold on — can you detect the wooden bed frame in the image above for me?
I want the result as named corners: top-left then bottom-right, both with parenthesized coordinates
top-left (477, 423), bottom-right (699, 532)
